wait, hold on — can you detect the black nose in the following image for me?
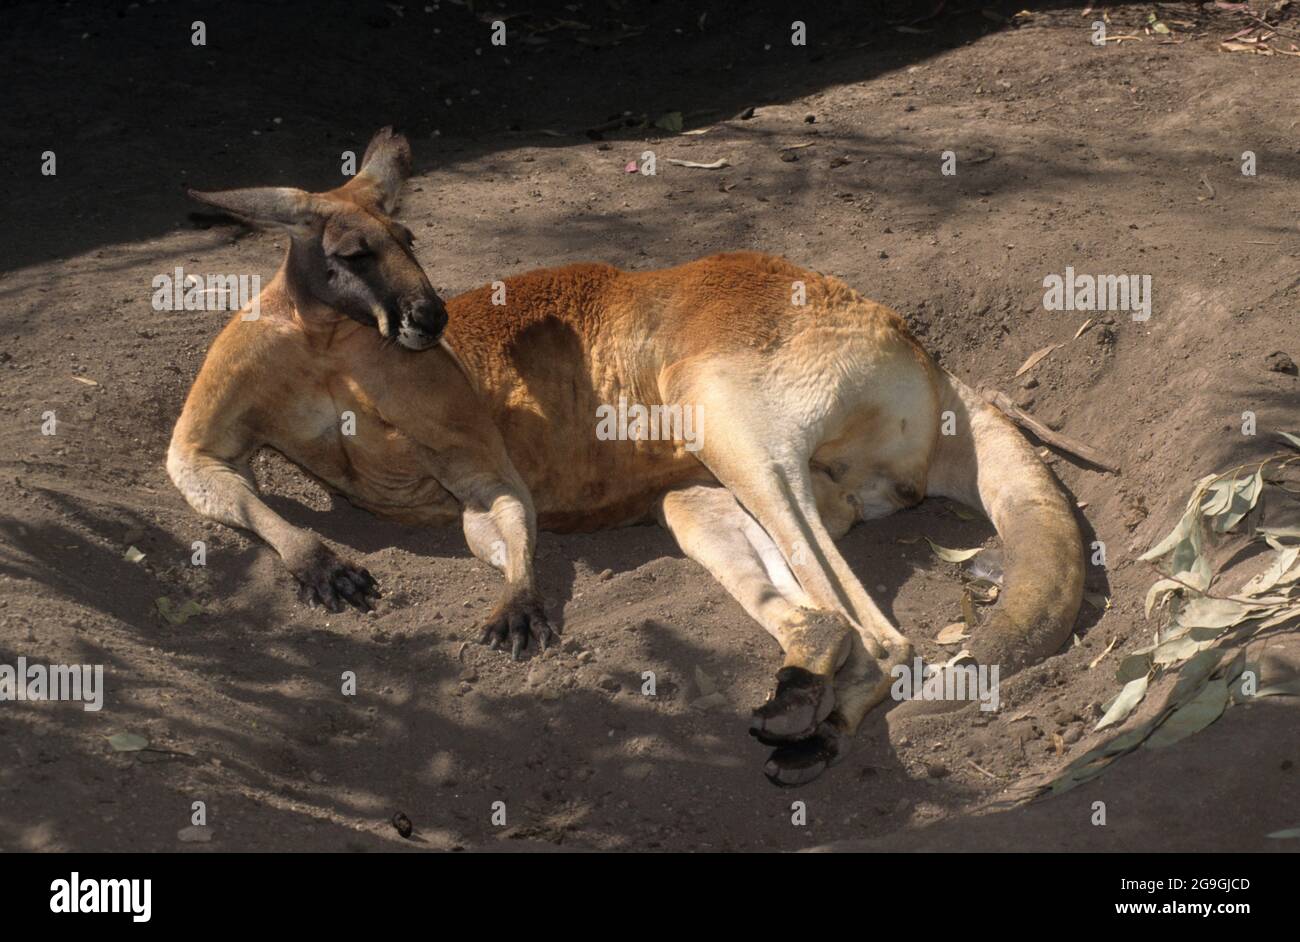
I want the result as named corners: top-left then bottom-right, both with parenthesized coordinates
top-left (410, 297), bottom-right (448, 334)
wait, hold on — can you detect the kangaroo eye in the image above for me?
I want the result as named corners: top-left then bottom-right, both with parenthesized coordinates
top-left (336, 246), bottom-right (372, 261)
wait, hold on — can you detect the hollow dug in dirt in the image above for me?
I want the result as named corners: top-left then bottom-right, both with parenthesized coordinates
top-left (0, 2), bottom-right (1298, 851)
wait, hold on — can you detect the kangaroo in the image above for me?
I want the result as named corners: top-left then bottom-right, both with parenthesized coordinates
top-left (169, 128), bottom-right (1084, 785)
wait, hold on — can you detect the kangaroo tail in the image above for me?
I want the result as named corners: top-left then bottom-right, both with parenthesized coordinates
top-left (925, 371), bottom-right (1085, 675)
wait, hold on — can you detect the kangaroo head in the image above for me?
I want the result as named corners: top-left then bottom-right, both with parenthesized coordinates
top-left (188, 127), bottom-right (447, 351)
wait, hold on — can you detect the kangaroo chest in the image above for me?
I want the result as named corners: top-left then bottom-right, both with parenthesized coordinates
top-left (269, 380), bottom-right (460, 526)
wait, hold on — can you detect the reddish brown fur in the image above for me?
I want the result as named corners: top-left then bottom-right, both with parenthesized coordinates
top-left (169, 134), bottom-right (1083, 781)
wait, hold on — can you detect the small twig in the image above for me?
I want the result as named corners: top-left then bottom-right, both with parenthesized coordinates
top-left (968, 759), bottom-right (1003, 781)
top-left (1087, 637), bottom-right (1118, 670)
top-left (1142, 561), bottom-right (1280, 607)
top-left (982, 389), bottom-right (1121, 474)
top-left (1240, 11), bottom-right (1300, 39)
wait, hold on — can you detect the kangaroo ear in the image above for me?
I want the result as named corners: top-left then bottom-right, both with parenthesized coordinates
top-left (340, 126), bottom-right (412, 214)
top-left (187, 186), bottom-right (320, 233)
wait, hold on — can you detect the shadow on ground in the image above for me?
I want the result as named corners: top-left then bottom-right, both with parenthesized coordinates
top-left (0, 0), bottom-right (1174, 274)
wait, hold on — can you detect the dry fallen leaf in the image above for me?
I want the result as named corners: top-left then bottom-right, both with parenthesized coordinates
top-left (945, 649), bottom-right (976, 669)
top-left (925, 538), bottom-right (983, 563)
top-left (936, 622), bottom-right (968, 645)
top-left (1014, 343), bottom-right (1062, 377)
top-left (947, 503), bottom-right (979, 521)
top-left (156, 596), bottom-right (204, 626)
top-left (961, 591), bottom-right (978, 633)
top-left (177, 825), bottom-right (213, 843)
top-left (1221, 39), bottom-right (1274, 54)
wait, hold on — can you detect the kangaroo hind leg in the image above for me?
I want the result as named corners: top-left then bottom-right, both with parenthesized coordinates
top-left (658, 484), bottom-right (856, 785)
top-left (661, 362), bottom-right (914, 783)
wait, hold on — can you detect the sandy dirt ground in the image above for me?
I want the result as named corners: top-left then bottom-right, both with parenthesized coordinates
top-left (1, 1), bottom-right (1298, 852)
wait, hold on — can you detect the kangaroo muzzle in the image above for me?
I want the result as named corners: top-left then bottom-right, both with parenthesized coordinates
top-left (397, 296), bottom-right (447, 350)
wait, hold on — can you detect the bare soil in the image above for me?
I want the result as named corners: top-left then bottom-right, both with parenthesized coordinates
top-left (1, 1), bottom-right (1297, 852)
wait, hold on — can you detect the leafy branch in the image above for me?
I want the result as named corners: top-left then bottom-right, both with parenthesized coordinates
top-left (1046, 433), bottom-right (1300, 795)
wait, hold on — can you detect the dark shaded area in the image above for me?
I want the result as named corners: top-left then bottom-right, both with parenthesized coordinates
top-left (0, 500), bottom-right (977, 852)
top-left (818, 694), bottom-right (1300, 852)
top-left (0, 0), bottom-right (1174, 274)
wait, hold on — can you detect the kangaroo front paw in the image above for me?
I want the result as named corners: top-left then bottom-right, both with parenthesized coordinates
top-left (478, 592), bottom-right (556, 660)
top-left (292, 544), bottom-right (381, 613)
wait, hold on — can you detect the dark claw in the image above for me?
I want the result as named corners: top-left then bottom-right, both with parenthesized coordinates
top-left (297, 582), bottom-right (319, 608)
top-left (509, 611), bottom-right (529, 661)
top-left (294, 546), bottom-right (381, 613)
top-left (476, 595), bottom-right (557, 659)
top-left (337, 579), bottom-right (371, 613)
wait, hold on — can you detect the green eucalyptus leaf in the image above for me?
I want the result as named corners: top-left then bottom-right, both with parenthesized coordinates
top-left (108, 732), bottom-right (149, 752)
top-left (1152, 635), bottom-right (1212, 666)
top-left (1210, 470), bottom-right (1262, 533)
top-left (1144, 579), bottom-right (1182, 618)
top-left (1095, 675), bottom-right (1149, 731)
top-left (1139, 512), bottom-right (1195, 562)
top-left (1254, 677), bottom-right (1300, 698)
top-left (1144, 678), bottom-right (1228, 749)
top-left (1176, 596), bottom-right (1260, 630)
top-left (1240, 547), bottom-right (1300, 595)
top-left (1201, 477), bottom-right (1236, 516)
top-left (1116, 653), bottom-right (1153, 684)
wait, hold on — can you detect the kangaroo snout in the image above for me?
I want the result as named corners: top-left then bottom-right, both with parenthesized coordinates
top-left (397, 295), bottom-right (447, 350)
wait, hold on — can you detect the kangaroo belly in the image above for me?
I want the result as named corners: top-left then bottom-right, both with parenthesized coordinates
top-left (510, 413), bottom-right (710, 531)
